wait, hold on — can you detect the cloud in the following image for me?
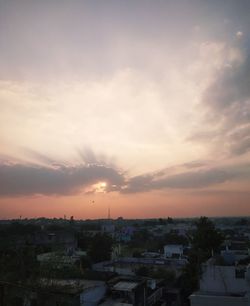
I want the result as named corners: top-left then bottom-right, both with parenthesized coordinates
top-left (204, 52), bottom-right (250, 156)
top-left (122, 162), bottom-right (250, 193)
top-left (236, 31), bottom-right (243, 38)
top-left (227, 125), bottom-right (250, 155)
top-left (21, 148), bottom-right (59, 167)
top-left (0, 163), bottom-right (124, 197)
top-left (188, 37), bottom-right (250, 157)
top-left (77, 147), bottom-right (117, 169)
top-left (203, 52), bottom-right (250, 113)
top-left (0, 156), bottom-right (249, 197)
top-left (183, 160), bottom-right (211, 169)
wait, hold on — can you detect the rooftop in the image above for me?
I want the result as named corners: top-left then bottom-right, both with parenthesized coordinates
top-left (100, 299), bottom-right (132, 306)
top-left (191, 290), bottom-right (246, 298)
top-left (112, 281), bottom-right (139, 292)
top-left (39, 278), bottom-right (105, 294)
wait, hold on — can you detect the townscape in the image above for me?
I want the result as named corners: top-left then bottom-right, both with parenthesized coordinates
top-left (0, 216), bottom-right (250, 306)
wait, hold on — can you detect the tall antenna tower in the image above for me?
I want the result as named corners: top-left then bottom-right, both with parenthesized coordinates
top-left (108, 206), bottom-right (111, 220)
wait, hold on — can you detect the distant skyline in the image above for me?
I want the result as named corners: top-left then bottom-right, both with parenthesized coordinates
top-left (0, 0), bottom-right (250, 219)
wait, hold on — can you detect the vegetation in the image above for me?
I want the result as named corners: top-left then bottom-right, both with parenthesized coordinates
top-left (88, 233), bottom-right (113, 263)
top-left (0, 246), bottom-right (39, 282)
top-left (179, 216), bottom-right (224, 304)
top-left (151, 268), bottom-right (176, 285)
top-left (192, 216), bottom-right (224, 255)
top-left (136, 266), bottom-right (176, 285)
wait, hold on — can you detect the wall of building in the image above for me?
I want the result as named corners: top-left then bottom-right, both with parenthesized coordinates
top-left (164, 245), bottom-right (183, 258)
top-left (200, 264), bottom-right (248, 293)
top-left (80, 284), bottom-right (106, 306)
top-left (0, 284), bottom-right (80, 306)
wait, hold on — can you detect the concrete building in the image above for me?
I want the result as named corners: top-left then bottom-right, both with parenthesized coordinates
top-left (100, 276), bottom-right (164, 306)
top-left (37, 250), bottom-right (87, 268)
top-left (102, 224), bottom-right (115, 235)
top-left (93, 257), bottom-right (187, 277)
top-left (190, 257), bottom-right (250, 306)
top-left (164, 245), bottom-right (184, 258)
top-left (31, 230), bottom-right (77, 251)
top-left (0, 279), bottom-right (106, 306)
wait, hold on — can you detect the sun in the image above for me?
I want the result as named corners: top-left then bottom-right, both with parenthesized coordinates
top-left (99, 182), bottom-right (107, 188)
top-left (91, 181), bottom-right (108, 193)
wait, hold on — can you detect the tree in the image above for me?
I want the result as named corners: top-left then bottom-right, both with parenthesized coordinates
top-left (151, 268), bottom-right (176, 284)
top-left (0, 246), bottom-right (39, 282)
top-left (77, 232), bottom-right (92, 250)
top-left (163, 233), bottom-right (189, 246)
top-left (178, 249), bottom-right (202, 301)
top-left (88, 233), bottom-right (113, 263)
top-left (179, 217), bottom-right (224, 304)
top-left (192, 216), bottom-right (224, 255)
top-left (167, 217), bottom-right (173, 224)
top-left (80, 255), bottom-right (92, 270)
top-left (135, 266), bottom-right (150, 277)
top-left (235, 218), bottom-right (249, 226)
top-left (132, 250), bottom-right (142, 258)
top-left (129, 229), bottom-right (153, 249)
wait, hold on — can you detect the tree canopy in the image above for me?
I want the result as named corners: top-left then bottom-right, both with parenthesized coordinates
top-left (192, 216), bottom-right (224, 254)
top-left (88, 233), bottom-right (113, 263)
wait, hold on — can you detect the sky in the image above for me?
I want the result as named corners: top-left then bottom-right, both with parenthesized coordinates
top-left (0, 0), bottom-right (250, 219)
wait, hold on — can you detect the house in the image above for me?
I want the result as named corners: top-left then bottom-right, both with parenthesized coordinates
top-left (100, 276), bottom-right (164, 306)
top-left (0, 279), bottom-right (107, 306)
top-left (164, 245), bottom-right (183, 258)
top-left (93, 257), bottom-right (187, 277)
top-left (189, 256), bottom-right (250, 306)
top-left (37, 250), bottom-right (87, 268)
top-left (102, 224), bottom-right (116, 235)
top-left (31, 230), bottom-right (77, 251)
top-left (117, 226), bottom-right (135, 242)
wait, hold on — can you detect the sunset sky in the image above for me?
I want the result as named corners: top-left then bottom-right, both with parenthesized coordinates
top-left (0, 0), bottom-right (250, 219)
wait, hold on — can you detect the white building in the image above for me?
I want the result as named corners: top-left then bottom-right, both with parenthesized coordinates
top-left (164, 244), bottom-right (183, 258)
top-left (190, 257), bottom-right (250, 306)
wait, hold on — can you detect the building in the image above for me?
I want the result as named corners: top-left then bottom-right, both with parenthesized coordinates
top-left (31, 230), bottom-right (77, 251)
top-left (37, 250), bottom-right (87, 268)
top-left (100, 276), bottom-right (164, 306)
top-left (0, 279), bottom-right (106, 306)
top-left (164, 245), bottom-right (184, 259)
top-left (93, 257), bottom-right (187, 277)
top-left (189, 256), bottom-right (250, 306)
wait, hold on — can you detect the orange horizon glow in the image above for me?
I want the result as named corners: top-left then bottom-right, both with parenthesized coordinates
top-left (0, 189), bottom-right (250, 220)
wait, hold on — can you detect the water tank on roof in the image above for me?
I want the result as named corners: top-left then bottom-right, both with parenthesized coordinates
top-left (147, 279), bottom-right (156, 290)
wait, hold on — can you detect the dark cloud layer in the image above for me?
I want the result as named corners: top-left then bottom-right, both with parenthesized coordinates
top-left (122, 162), bottom-right (250, 193)
top-left (0, 160), bottom-right (249, 196)
top-left (122, 164), bottom-right (250, 193)
top-left (0, 163), bottom-right (124, 196)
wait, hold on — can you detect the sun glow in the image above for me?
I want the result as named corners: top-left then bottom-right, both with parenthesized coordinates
top-left (92, 181), bottom-right (107, 193)
top-left (99, 182), bottom-right (107, 188)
